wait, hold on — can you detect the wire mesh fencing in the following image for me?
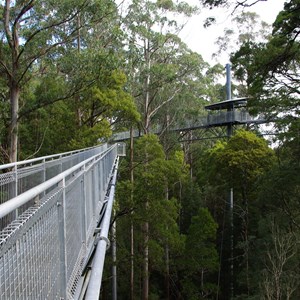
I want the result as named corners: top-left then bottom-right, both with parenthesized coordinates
top-left (0, 144), bottom-right (107, 229)
top-left (0, 144), bottom-right (118, 299)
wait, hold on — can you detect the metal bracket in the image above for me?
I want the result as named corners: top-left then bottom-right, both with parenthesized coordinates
top-left (100, 236), bottom-right (110, 250)
top-left (94, 233), bottom-right (110, 250)
top-left (94, 227), bottom-right (101, 234)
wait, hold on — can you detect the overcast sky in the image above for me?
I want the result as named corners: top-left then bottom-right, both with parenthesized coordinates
top-left (179, 0), bottom-right (286, 65)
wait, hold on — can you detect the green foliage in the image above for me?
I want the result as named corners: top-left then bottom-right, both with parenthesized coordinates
top-left (181, 208), bottom-right (219, 299)
top-left (88, 70), bottom-right (140, 124)
top-left (199, 0), bottom-right (227, 8)
top-left (0, 0), bottom-right (131, 160)
top-left (231, 0), bottom-right (300, 145)
top-left (122, 0), bottom-right (209, 135)
top-left (4, 1), bottom-right (300, 299)
top-left (156, 0), bottom-right (174, 10)
top-left (19, 101), bottom-right (75, 158)
top-left (185, 208), bottom-right (219, 272)
top-left (116, 134), bottom-right (189, 297)
top-left (209, 130), bottom-right (275, 188)
top-left (18, 65), bottom-right (139, 156)
top-left (197, 130), bottom-right (277, 298)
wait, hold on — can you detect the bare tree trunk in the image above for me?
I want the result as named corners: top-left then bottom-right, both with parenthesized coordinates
top-left (164, 186), bottom-right (170, 300)
top-left (76, 13), bottom-right (82, 127)
top-left (242, 188), bottom-right (250, 297)
top-left (4, 0), bottom-right (20, 162)
top-left (262, 225), bottom-right (298, 300)
top-left (142, 218), bottom-right (149, 300)
top-left (130, 127), bottom-right (135, 300)
top-left (165, 244), bottom-right (170, 299)
top-left (9, 82), bottom-right (20, 162)
top-left (164, 126), bottom-right (170, 300)
top-left (144, 49), bottom-right (151, 133)
top-left (142, 36), bottom-right (151, 300)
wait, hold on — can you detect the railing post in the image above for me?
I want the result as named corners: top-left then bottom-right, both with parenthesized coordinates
top-left (57, 178), bottom-right (67, 299)
top-left (42, 158), bottom-right (46, 197)
top-left (14, 165), bottom-right (18, 218)
top-left (102, 157), bottom-right (105, 196)
top-left (96, 159), bottom-right (101, 203)
top-left (98, 159), bottom-right (103, 203)
top-left (92, 164), bottom-right (96, 215)
top-left (81, 167), bottom-right (87, 244)
top-left (94, 159), bottom-right (98, 208)
top-left (59, 155), bottom-right (63, 173)
top-left (42, 158), bottom-right (46, 183)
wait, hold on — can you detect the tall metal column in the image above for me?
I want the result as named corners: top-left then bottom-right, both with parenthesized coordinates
top-left (226, 63), bottom-right (234, 299)
top-left (226, 63), bottom-right (233, 137)
top-left (226, 64), bottom-right (231, 101)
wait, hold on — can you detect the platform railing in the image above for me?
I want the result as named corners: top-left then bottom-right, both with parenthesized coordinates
top-left (0, 144), bottom-right (108, 229)
top-left (0, 144), bottom-right (118, 299)
top-left (111, 110), bottom-right (267, 141)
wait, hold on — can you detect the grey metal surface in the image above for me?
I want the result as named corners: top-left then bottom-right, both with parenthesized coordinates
top-left (0, 144), bottom-right (118, 299)
top-left (111, 111), bottom-right (267, 141)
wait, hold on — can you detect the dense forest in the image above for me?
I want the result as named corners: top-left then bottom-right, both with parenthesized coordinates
top-left (0, 0), bottom-right (299, 299)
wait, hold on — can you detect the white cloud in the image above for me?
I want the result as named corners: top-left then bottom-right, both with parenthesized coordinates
top-left (179, 0), bottom-right (285, 65)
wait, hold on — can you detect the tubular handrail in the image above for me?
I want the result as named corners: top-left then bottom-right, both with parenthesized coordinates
top-left (85, 156), bottom-right (119, 300)
top-left (0, 144), bottom-right (107, 171)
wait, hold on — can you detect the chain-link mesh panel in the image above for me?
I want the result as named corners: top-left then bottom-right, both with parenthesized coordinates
top-left (0, 145), bottom-right (108, 230)
top-left (0, 144), bottom-right (118, 299)
top-left (85, 169), bottom-right (94, 233)
top-left (65, 176), bottom-right (84, 281)
top-left (0, 189), bottom-right (62, 299)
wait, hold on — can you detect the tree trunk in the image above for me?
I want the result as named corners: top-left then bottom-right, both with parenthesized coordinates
top-left (164, 144), bottom-right (170, 300)
top-left (143, 34), bottom-right (151, 134)
top-left (9, 82), bottom-right (20, 162)
top-left (142, 37), bottom-right (151, 300)
top-left (144, 58), bottom-right (151, 133)
top-left (130, 127), bottom-right (135, 300)
top-left (142, 219), bottom-right (149, 300)
top-left (165, 238), bottom-right (170, 300)
top-left (242, 188), bottom-right (250, 296)
top-left (5, 0), bottom-right (21, 163)
top-left (76, 13), bottom-right (82, 127)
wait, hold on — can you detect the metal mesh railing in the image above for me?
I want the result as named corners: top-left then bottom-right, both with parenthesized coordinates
top-left (0, 144), bottom-right (107, 229)
top-left (0, 144), bottom-right (118, 299)
top-left (111, 111), bottom-right (267, 141)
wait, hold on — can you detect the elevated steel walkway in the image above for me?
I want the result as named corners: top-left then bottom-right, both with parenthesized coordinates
top-left (0, 143), bottom-right (125, 299)
top-left (112, 98), bottom-right (267, 141)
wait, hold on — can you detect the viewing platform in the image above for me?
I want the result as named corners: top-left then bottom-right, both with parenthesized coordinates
top-left (111, 97), bottom-right (267, 141)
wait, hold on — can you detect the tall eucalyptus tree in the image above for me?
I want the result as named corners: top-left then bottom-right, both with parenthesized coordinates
top-left (0, 0), bottom-right (128, 161)
top-left (121, 0), bottom-right (200, 133)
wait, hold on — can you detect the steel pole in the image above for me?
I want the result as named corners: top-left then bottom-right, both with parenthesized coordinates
top-left (226, 63), bottom-right (234, 299)
top-left (226, 63), bottom-right (233, 137)
top-left (226, 63), bottom-right (231, 101)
